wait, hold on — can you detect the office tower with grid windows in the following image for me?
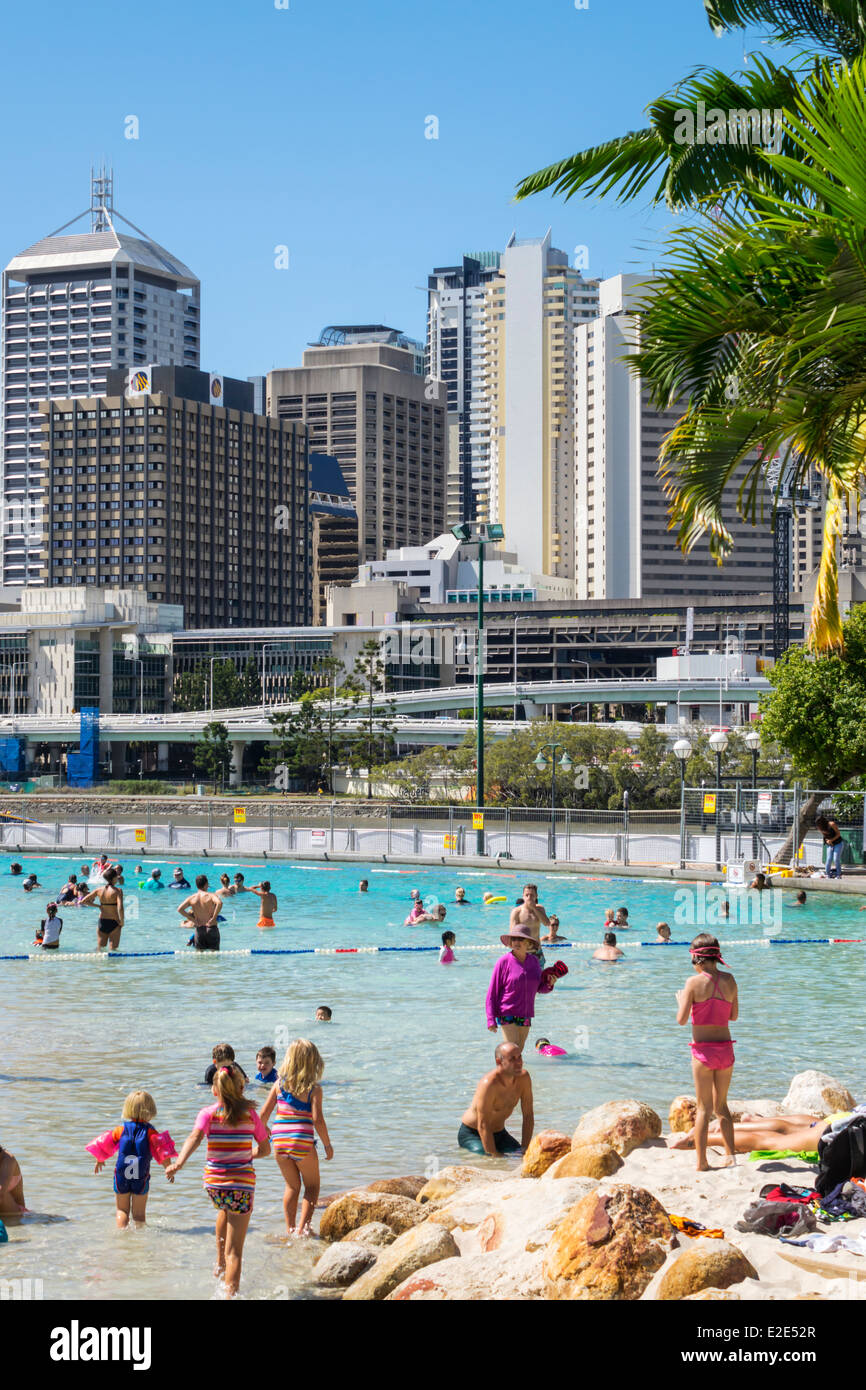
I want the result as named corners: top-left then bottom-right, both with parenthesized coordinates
top-left (36, 367), bottom-right (310, 629)
top-left (1, 169), bottom-right (199, 586)
top-left (267, 330), bottom-right (446, 565)
top-left (426, 253), bottom-right (501, 528)
top-left (573, 273), bottom-right (823, 599)
top-left (469, 232), bottom-right (599, 579)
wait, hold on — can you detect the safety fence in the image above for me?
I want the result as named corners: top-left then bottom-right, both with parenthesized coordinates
top-left (680, 787), bottom-right (866, 872)
top-left (3, 934), bottom-right (864, 963)
top-left (0, 791), bottom-right (863, 870)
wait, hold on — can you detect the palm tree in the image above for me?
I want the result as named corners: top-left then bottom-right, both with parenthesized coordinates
top-left (516, 0), bottom-right (866, 649)
top-left (516, 1), bottom-right (866, 215)
top-left (627, 57), bottom-right (866, 651)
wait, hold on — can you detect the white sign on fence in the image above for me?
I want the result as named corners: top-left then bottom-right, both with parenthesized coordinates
top-left (726, 861), bottom-right (745, 885)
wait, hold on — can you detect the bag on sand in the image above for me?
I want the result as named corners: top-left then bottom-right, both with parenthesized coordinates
top-left (815, 1115), bottom-right (866, 1197)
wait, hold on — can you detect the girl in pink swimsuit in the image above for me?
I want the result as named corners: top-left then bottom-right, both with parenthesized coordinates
top-left (675, 934), bottom-right (738, 1171)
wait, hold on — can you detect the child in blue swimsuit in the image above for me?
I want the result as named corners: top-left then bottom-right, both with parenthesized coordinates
top-left (86, 1090), bottom-right (177, 1227)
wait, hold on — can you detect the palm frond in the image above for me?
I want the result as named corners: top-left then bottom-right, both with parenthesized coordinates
top-left (703, 0), bottom-right (866, 62)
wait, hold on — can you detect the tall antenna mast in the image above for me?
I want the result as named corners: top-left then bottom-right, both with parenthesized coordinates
top-left (90, 163), bottom-right (114, 232)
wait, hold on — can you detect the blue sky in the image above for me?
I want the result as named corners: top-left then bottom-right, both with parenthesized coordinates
top-left (1, 0), bottom-right (766, 379)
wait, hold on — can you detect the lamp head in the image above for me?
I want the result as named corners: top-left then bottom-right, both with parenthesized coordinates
top-left (709, 730), bottom-right (729, 754)
top-left (673, 738), bottom-right (691, 762)
top-left (559, 751), bottom-right (572, 771)
top-left (533, 752), bottom-right (547, 771)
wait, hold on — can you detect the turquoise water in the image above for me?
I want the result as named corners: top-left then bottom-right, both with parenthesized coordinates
top-left (2, 853), bottom-right (865, 1300)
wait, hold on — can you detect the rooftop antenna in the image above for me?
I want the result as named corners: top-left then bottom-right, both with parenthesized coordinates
top-left (90, 162), bottom-right (114, 232)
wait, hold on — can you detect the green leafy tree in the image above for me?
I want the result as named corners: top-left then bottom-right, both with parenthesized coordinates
top-left (172, 669), bottom-right (208, 712)
top-left (195, 721), bottom-right (233, 792)
top-left (348, 639), bottom-right (396, 799)
top-left (515, 2), bottom-right (866, 651)
top-left (259, 705), bottom-right (329, 793)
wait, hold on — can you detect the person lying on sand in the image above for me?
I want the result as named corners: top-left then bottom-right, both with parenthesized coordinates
top-left (667, 1113), bottom-right (829, 1154)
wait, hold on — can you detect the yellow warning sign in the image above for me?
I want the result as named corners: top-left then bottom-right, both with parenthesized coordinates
top-left (233, 807), bottom-right (246, 824)
top-left (703, 794), bottom-right (717, 814)
top-left (134, 828), bottom-right (146, 843)
top-left (472, 812), bottom-right (484, 830)
top-left (443, 834), bottom-right (457, 850)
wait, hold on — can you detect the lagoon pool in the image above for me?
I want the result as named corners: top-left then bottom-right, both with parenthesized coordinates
top-left (2, 854), bottom-right (865, 1300)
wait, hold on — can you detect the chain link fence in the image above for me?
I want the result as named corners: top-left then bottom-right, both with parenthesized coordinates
top-left (0, 792), bottom-right (862, 869)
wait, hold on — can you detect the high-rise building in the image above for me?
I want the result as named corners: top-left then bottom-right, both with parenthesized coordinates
top-left (309, 451), bottom-right (359, 625)
top-left (267, 336), bottom-right (446, 564)
top-left (1, 169), bottom-right (199, 586)
top-left (469, 232), bottom-right (599, 578)
top-left (36, 367), bottom-right (310, 629)
top-left (426, 253), bottom-right (501, 527)
top-left (573, 274), bottom-right (823, 599)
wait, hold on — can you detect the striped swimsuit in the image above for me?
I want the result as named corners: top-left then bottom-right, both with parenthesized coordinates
top-left (195, 1103), bottom-right (267, 1212)
top-left (272, 1085), bottom-right (317, 1162)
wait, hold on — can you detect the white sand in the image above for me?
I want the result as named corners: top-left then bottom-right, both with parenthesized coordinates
top-left (609, 1141), bottom-right (866, 1299)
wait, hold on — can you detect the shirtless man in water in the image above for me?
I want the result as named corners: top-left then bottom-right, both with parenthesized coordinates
top-left (667, 1113), bottom-right (829, 1154)
top-left (249, 881), bottom-right (278, 929)
top-left (79, 867), bottom-right (124, 950)
top-left (459, 1043), bottom-right (534, 1156)
top-left (177, 874), bottom-right (223, 951)
top-left (509, 884), bottom-right (549, 955)
top-left (0, 1142), bottom-right (26, 1220)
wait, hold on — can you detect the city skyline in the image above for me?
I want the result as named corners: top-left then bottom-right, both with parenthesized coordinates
top-left (0, 0), bottom-right (757, 381)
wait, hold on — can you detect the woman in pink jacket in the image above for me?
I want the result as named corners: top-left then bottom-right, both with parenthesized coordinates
top-left (485, 924), bottom-right (565, 1050)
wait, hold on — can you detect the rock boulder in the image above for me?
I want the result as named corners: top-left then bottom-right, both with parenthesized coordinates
top-left (657, 1242), bottom-right (758, 1301)
top-left (319, 1190), bottom-right (427, 1243)
top-left (342, 1221), bottom-right (396, 1249)
top-left (543, 1184), bottom-right (672, 1300)
top-left (781, 1071), bottom-right (855, 1118)
top-left (366, 1175), bottom-right (427, 1199)
top-left (546, 1144), bottom-right (622, 1180)
top-left (668, 1096), bottom-right (696, 1133)
top-left (572, 1101), bottom-right (662, 1157)
top-left (416, 1165), bottom-right (500, 1205)
top-left (521, 1130), bottom-right (572, 1178)
top-left (314, 1241), bottom-right (377, 1288)
top-left (342, 1223), bottom-right (460, 1301)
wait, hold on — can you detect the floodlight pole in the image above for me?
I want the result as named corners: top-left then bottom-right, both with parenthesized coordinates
top-left (476, 538), bottom-right (485, 854)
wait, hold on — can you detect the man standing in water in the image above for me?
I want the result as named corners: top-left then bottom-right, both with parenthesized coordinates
top-left (458, 1043), bottom-right (534, 1156)
top-left (79, 867), bottom-right (124, 951)
top-left (177, 874), bottom-right (223, 951)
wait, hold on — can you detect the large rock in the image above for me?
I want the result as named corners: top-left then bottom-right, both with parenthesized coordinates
top-left (657, 1242), bottom-right (758, 1301)
top-left (389, 1250), bottom-right (549, 1301)
top-left (668, 1096), bottom-right (696, 1133)
top-left (546, 1144), bottom-right (622, 1180)
top-left (448, 1176), bottom-right (599, 1257)
top-left (683, 1287), bottom-right (743, 1301)
top-left (319, 1190), bottom-right (427, 1242)
top-left (543, 1184), bottom-right (672, 1300)
top-left (416, 1165), bottom-right (501, 1205)
top-left (314, 1241), bottom-right (377, 1288)
top-left (727, 1098), bottom-right (785, 1121)
top-left (521, 1130), bottom-right (572, 1179)
top-left (572, 1101), bottom-right (662, 1157)
top-left (341, 1222), bottom-right (395, 1249)
top-left (342, 1223), bottom-right (460, 1301)
top-left (781, 1071), bottom-right (855, 1118)
top-left (366, 1175), bottom-right (427, 1199)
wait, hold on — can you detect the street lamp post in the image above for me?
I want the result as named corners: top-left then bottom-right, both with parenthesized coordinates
top-left (709, 729), bottom-right (729, 871)
top-left (674, 738), bottom-right (691, 869)
top-left (452, 521), bottom-right (504, 854)
top-left (208, 655), bottom-right (219, 712)
top-left (513, 614), bottom-right (528, 724)
top-left (534, 742), bottom-right (573, 857)
top-left (745, 728), bottom-right (760, 858)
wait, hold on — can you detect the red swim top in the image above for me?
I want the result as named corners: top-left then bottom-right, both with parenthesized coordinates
top-left (690, 972), bottom-right (733, 1026)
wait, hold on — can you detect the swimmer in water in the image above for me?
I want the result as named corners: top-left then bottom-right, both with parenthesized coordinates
top-left (535, 1037), bottom-right (567, 1058)
top-left (614, 906), bottom-right (629, 930)
top-left (168, 867), bottom-right (191, 890)
top-left (0, 1139), bottom-right (27, 1220)
top-left (34, 902), bottom-right (63, 950)
top-left (57, 873), bottom-right (78, 904)
top-left (404, 899), bottom-right (428, 926)
top-left (216, 873), bottom-right (236, 899)
top-left (454, 887), bottom-right (470, 905)
top-left (541, 915), bottom-right (567, 943)
top-left (592, 932), bottom-right (623, 961)
top-left (178, 874), bottom-right (223, 951)
top-left (509, 884), bottom-right (550, 951)
top-left (439, 930), bottom-right (456, 964)
top-left (141, 868), bottom-right (164, 891)
top-left (359, 879), bottom-right (368, 893)
top-left (9, 862), bottom-right (22, 875)
top-left (655, 922), bottom-right (672, 943)
top-left (260, 1039), bottom-right (333, 1239)
top-left (315, 1006), bottom-right (332, 1022)
top-left (79, 867), bottom-right (124, 951)
top-left (249, 881), bottom-right (277, 929)
top-left (22, 873), bottom-right (41, 892)
top-left (86, 1089), bottom-right (176, 1228)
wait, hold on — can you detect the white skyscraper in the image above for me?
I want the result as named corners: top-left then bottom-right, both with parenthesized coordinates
top-left (573, 273), bottom-right (820, 600)
top-left (1, 169), bottom-right (199, 584)
top-left (470, 231), bottom-right (599, 581)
